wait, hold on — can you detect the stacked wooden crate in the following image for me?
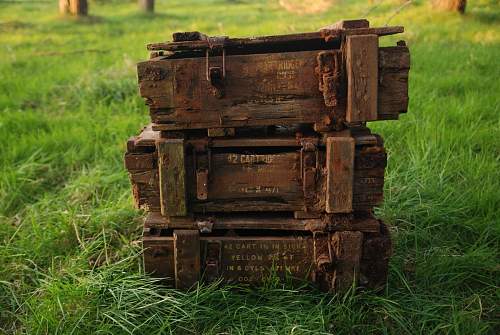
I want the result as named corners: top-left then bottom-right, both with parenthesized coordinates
top-left (125, 19), bottom-right (410, 292)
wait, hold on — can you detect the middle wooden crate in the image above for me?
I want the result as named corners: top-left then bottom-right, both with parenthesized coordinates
top-left (125, 125), bottom-right (386, 218)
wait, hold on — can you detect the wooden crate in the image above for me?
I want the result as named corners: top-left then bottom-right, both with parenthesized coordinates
top-left (124, 124), bottom-right (386, 218)
top-left (142, 218), bottom-right (392, 291)
top-left (137, 19), bottom-right (410, 132)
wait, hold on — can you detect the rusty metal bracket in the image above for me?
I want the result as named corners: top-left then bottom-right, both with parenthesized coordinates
top-left (300, 138), bottom-right (318, 213)
top-left (203, 241), bottom-right (222, 282)
top-left (192, 139), bottom-right (211, 201)
top-left (205, 36), bottom-right (228, 98)
top-left (196, 218), bottom-right (214, 233)
top-left (205, 48), bottom-right (226, 81)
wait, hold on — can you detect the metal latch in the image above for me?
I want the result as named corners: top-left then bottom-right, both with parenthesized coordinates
top-left (300, 138), bottom-right (318, 212)
top-left (196, 218), bottom-right (214, 233)
top-left (192, 139), bottom-right (211, 200)
top-left (204, 241), bottom-right (222, 282)
top-left (205, 36), bottom-right (228, 98)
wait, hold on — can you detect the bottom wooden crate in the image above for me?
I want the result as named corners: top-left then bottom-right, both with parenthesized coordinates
top-left (143, 222), bottom-right (391, 292)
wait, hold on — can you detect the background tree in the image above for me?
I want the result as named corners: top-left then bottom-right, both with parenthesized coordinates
top-left (59, 0), bottom-right (87, 16)
top-left (432, 0), bottom-right (467, 14)
top-left (139, 0), bottom-right (155, 13)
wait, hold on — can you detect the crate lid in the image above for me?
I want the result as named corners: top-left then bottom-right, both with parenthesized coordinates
top-left (147, 19), bottom-right (403, 57)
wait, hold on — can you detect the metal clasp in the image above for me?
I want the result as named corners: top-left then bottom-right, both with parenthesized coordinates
top-left (205, 48), bottom-right (226, 82)
top-left (205, 36), bottom-right (227, 98)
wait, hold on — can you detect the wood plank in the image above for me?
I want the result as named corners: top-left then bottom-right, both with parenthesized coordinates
top-left (332, 231), bottom-right (363, 291)
top-left (360, 223), bottom-right (392, 289)
top-left (326, 136), bottom-right (355, 213)
top-left (144, 212), bottom-right (381, 233)
top-left (378, 46), bottom-right (410, 119)
top-left (139, 50), bottom-right (328, 128)
top-left (147, 26), bottom-right (403, 52)
top-left (346, 34), bottom-right (379, 122)
top-left (158, 139), bottom-right (187, 216)
top-left (189, 152), bottom-right (303, 209)
top-left (124, 153), bottom-right (155, 170)
top-left (143, 233), bottom-right (175, 286)
top-left (173, 230), bottom-right (200, 289)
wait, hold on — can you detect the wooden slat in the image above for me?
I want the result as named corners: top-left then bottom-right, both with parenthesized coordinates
top-left (332, 231), bottom-right (363, 291)
top-left (360, 223), bottom-right (392, 289)
top-left (124, 153), bottom-right (155, 170)
top-left (147, 26), bottom-right (403, 52)
top-left (158, 139), bottom-right (187, 216)
top-left (191, 152), bottom-right (303, 211)
top-left (326, 136), bottom-right (355, 213)
top-left (139, 50), bottom-right (327, 129)
top-left (378, 46), bottom-right (410, 119)
top-left (143, 233), bottom-right (175, 286)
top-left (173, 230), bottom-right (200, 289)
top-left (346, 34), bottom-right (379, 122)
top-left (144, 212), bottom-right (381, 233)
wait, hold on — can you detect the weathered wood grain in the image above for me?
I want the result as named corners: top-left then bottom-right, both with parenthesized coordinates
top-left (189, 151), bottom-right (303, 212)
top-left (143, 234), bottom-right (175, 286)
top-left (144, 212), bottom-right (381, 233)
top-left (346, 34), bottom-right (379, 122)
top-left (326, 136), bottom-right (355, 213)
top-left (377, 45), bottom-right (410, 120)
top-left (139, 50), bottom-right (328, 129)
top-left (124, 152), bottom-right (156, 170)
top-left (360, 222), bottom-right (392, 289)
top-left (158, 139), bottom-right (187, 216)
top-left (331, 231), bottom-right (363, 291)
top-left (173, 230), bottom-right (200, 289)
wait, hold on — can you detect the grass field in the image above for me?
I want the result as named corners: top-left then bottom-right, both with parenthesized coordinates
top-left (1, 0), bottom-right (499, 334)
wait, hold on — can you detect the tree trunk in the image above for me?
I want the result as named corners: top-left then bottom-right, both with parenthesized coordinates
top-left (69, 0), bottom-right (88, 16)
top-left (432, 0), bottom-right (467, 14)
top-left (139, 0), bottom-right (155, 13)
top-left (59, 0), bottom-right (70, 14)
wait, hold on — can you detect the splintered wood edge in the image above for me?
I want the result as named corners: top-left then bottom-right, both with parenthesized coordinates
top-left (134, 124), bottom-right (160, 147)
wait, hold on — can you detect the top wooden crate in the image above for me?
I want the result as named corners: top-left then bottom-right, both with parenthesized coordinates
top-left (138, 19), bottom-right (410, 132)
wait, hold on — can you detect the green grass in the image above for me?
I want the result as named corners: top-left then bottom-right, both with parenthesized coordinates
top-left (1, 0), bottom-right (499, 333)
